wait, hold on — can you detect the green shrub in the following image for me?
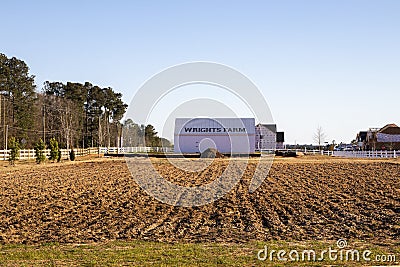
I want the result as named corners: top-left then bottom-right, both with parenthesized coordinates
top-left (57, 149), bottom-right (62, 162)
top-left (69, 149), bottom-right (75, 161)
top-left (8, 137), bottom-right (20, 166)
top-left (49, 138), bottom-right (59, 162)
top-left (34, 139), bottom-right (46, 164)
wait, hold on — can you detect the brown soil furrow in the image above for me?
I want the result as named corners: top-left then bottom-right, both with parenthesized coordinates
top-left (0, 158), bottom-right (399, 244)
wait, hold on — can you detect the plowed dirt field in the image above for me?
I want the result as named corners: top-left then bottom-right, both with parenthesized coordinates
top-left (0, 157), bottom-right (399, 244)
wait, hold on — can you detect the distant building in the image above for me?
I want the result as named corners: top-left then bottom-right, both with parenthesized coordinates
top-left (356, 131), bottom-right (367, 150)
top-left (255, 124), bottom-right (276, 150)
top-left (358, 124), bottom-right (400, 150)
top-left (174, 119), bottom-right (284, 153)
top-left (255, 124), bottom-right (285, 150)
top-left (365, 128), bottom-right (380, 150)
top-left (276, 132), bottom-right (285, 149)
top-left (174, 118), bottom-right (256, 153)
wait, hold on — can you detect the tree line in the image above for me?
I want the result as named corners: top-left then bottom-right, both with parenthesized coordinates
top-left (0, 53), bottom-right (167, 150)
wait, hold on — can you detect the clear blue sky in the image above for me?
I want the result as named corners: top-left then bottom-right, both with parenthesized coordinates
top-left (2, 0), bottom-right (399, 144)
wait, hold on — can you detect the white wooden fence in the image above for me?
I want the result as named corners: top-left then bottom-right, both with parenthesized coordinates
top-left (2, 147), bottom-right (396, 161)
top-left (327, 150), bottom-right (397, 158)
top-left (268, 149), bottom-right (397, 158)
top-left (0, 147), bottom-right (100, 161)
top-left (99, 146), bottom-right (174, 154)
top-left (0, 147), bottom-right (174, 161)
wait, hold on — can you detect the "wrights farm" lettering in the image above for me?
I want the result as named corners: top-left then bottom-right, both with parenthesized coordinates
top-left (184, 127), bottom-right (246, 133)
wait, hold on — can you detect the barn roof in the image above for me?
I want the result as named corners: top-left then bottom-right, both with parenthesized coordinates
top-left (257, 124), bottom-right (277, 133)
top-left (379, 123), bottom-right (400, 135)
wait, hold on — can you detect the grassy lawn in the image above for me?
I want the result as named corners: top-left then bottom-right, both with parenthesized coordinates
top-left (0, 240), bottom-right (399, 266)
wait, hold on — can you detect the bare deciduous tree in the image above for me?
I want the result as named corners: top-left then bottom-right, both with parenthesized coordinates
top-left (314, 126), bottom-right (327, 150)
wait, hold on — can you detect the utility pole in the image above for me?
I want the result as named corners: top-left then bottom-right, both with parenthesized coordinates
top-left (4, 124), bottom-right (8, 161)
top-left (120, 124), bottom-right (123, 148)
top-left (42, 105), bottom-right (46, 143)
top-left (3, 95), bottom-right (5, 149)
top-left (0, 95), bottom-right (2, 150)
top-left (5, 125), bottom-right (8, 150)
top-left (98, 114), bottom-right (100, 147)
top-left (107, 111), bottom-right (110, 148)
top-left (1, 95), bottom-right (5, 153)
top-left (3, 95), bottom-right (5, 132)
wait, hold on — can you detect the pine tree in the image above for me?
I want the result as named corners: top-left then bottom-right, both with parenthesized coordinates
top-left (8, 137), bottom-right (20, 165)
top-left (49, 138), bottom-right (59, 162)
top-left (34, 139), bottom-right (46, 164)
top-left (0, 54), bottom-right (36, 141)
top-left (145, 124), bottom-right (161, 147)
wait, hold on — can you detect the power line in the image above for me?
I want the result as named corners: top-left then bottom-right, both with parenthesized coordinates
top-left (0, 125), bottom-right (64, 134)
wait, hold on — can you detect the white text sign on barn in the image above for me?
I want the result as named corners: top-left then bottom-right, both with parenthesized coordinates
top-left (174, 118), bottom-right (256, 154)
